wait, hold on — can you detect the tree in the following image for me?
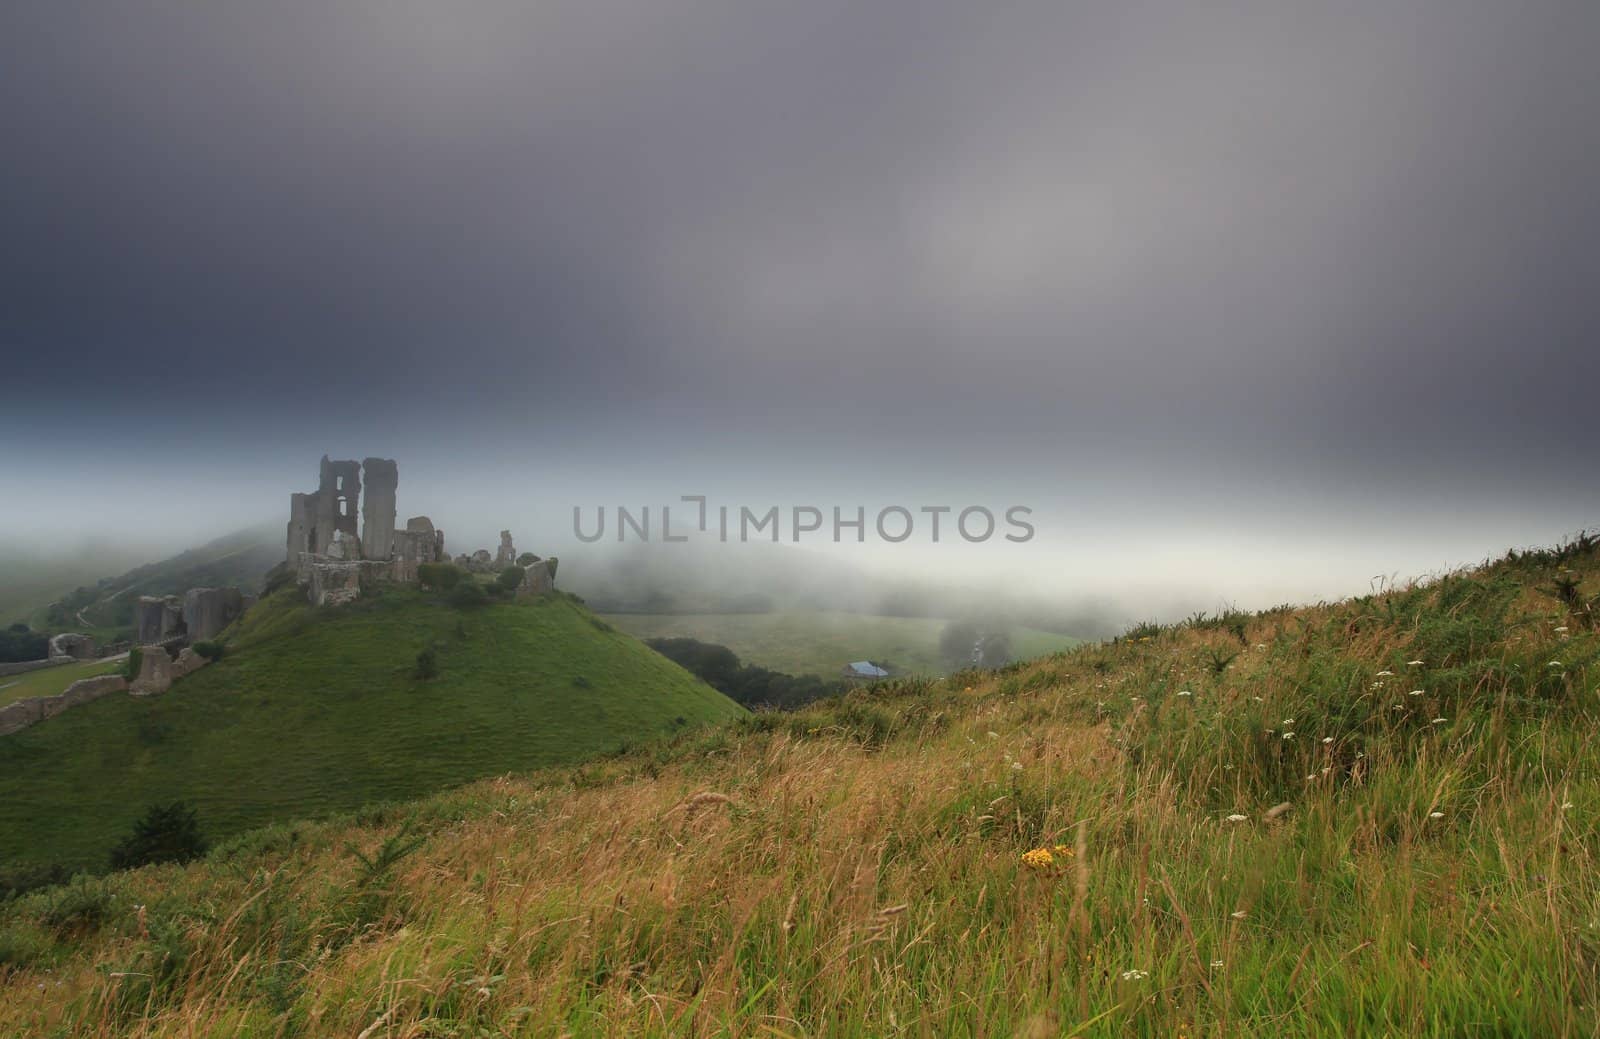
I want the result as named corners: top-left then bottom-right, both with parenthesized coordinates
top-left (109, 801), bottom-right (208, 871)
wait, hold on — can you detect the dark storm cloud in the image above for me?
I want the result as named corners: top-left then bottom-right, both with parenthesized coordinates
top-left (1, 2), bottom-right (1596, 572)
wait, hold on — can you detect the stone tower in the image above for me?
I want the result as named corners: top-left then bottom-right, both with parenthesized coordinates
top-left (361, 457), bottom-right (398, 562)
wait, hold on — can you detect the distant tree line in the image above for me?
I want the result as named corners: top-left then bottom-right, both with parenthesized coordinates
top-left (645, 637), bottom-right (844, 711)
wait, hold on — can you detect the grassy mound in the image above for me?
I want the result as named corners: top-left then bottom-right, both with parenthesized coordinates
top-left (0, 587), bottom-right (743, 871)
top-left (1, 536), bottom-right (1597, 1036)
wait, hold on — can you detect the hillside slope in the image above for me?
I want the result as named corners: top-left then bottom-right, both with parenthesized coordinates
top-left (1, 535), bottom-right (1596, 1036)
top-left (0, 587), bottom-right (744, 870)
top-left (27, 523), bottom-right (283, 638)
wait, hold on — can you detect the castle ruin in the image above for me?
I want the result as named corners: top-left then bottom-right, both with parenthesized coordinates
top-left (287, 455), bottom-right (555, 605)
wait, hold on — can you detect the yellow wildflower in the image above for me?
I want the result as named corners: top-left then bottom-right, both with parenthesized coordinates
top-left (1021, 847), bottom-right (1055, 870)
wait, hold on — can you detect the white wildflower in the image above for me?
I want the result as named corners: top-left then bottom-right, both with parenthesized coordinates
top-left (1429, 811), bottom-right (1444, 820)
top-left (1376, 670), bottom-right (1394, 677)
top-left (1408, 689), bottom-right (1425, 696)
top-left (1431, 717), bottom-right (1447, 724)
top-left (1282, 731), bottom-right (1296, 740)
top-left (1230, 910), bottom-right (1248, 919)
top-left (1177, 690), bottom-right (1193, 697)
top-left (1120, 968), bottom-right (1149, 981)
top-left (1210, 959), bottom-right (1225, 969)
top-left (1548, 661), bottom-right (1564, 668)
top-left (1282, 718), bottom-right (1295, 725)
top-left (1407, 660), bottom-right (1425, 666)
top-left (1561, 801), bottom-right (1575, 810)
top-left (1225, 814), bottom-right (1248, 822)
top-left (1322, 736), bottom-right (1334, 744)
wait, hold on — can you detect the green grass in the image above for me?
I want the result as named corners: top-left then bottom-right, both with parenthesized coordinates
top-left (602, 609), bottom-right (1080, 676)
top-left (0, 659), bottom-right (125, 708)
top-left (0, 587), bottom-right (743, 871)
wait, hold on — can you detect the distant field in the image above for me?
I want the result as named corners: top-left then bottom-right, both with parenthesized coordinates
top-left (0, 658), bottom-right (124, 708)
top-left (601, 610), bottom-right (1081, 676)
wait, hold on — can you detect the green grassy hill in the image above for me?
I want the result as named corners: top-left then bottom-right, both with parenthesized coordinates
top-left (602, 609), bottom-right (1081, 676)
top-left (0, 586), bottom-right (744, 871)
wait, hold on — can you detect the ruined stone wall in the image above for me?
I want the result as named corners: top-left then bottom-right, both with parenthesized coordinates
top-left (0, 674), bottom-right (129, 736)
top-left (515, 557), bottom-right (559, 599)
top-left (136, 596), bottom-right (186, 644)
top-left (288, 456), bottom-right (364, 576)
top-left (183, 587), bottom-right (243, 642)
top-left (47, 633), bottom-right (98, 662)
top-left (391, 516), bottom-right (444, 582)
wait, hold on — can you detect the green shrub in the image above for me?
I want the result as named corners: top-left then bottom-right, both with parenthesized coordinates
top-left (192, 640), bottom-right (226, 662)
top-left (109, 802), bottom-right (208, 871)
top-left (415, 647), bottom-right (438, 680)
top-left (418, 563), bottom-right (464, 590)
top-left (447, 581), bottom-right (488, 609)
top-left (496, 566), bottom-right (526, 594)
top-left (41, 875), bottom-right (116, 935)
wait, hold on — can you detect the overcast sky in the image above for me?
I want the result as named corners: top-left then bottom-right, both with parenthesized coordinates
top-left (2, 2), bottom-right (1596, 615)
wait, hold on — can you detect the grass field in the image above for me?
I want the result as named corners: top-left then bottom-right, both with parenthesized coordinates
top-left (0, 658), bottom-right (126, 708)
top-left (602, 610), bottom-right (1081, 676)
top-left (0, 587), bottom-right (743, 871)
top-left (2, 536), bottom-right (1598, 1035)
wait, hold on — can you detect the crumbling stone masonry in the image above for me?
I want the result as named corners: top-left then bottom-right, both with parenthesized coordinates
top-left (287, 455), bottom-right (364, 580)
top-left (495, 530), bottom-right (517, 568)
top-left (47, 633), bottom-right (99, 662)
top-left (183, 587), bottom-right (244, 642)
top-left (136, 595), bottom-right (185, 644)
top-left (284, 455), bottom-right (556, 606)
top-left (285, 456), bottom-right (448, 605)
top-left (392, 517), bottom-right (447, 583)
top-left (127, 643), bottom-right (214, 696)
